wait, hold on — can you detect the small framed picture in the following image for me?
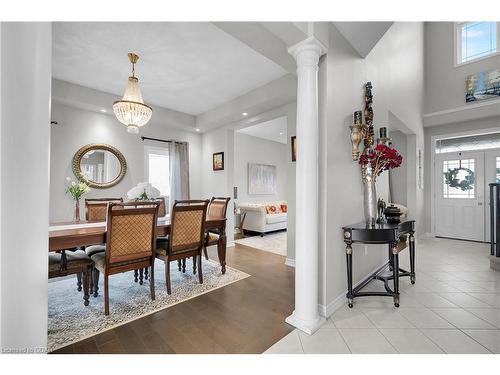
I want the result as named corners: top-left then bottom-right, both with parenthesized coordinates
top-left (291, 136), bottom-right (297, 162)
top-left (213, 152), bottom-right (224, 171)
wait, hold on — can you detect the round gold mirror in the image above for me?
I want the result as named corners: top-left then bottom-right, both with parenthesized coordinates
top-left (72, 144), bottom-right (127, 188)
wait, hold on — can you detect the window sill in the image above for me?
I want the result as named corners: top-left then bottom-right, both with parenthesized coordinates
top-left (454, 51), bottom-right (500, 68)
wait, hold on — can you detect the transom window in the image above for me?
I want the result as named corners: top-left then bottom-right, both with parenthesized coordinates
top-left (456, 22), bottom-right (499, 65)
top-left (436, 132), bottom-right (500, 154)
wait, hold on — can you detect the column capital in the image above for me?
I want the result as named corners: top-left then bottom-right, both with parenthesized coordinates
top-left (288, 36), bottom-right (328, 63)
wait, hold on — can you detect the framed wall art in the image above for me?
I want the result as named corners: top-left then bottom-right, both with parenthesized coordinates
top-left (213, 152), bottom-right (224, 171)
top-left (248, 163), bottom-right (277, 195)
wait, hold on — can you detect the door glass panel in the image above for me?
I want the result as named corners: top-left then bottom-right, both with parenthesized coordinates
top-left (443, 159), bottom-right (476, 198)
top-left (496, 157), bottom-right (500, 183)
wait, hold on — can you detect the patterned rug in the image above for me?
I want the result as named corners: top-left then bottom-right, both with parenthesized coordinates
top-left (47, 259), bottom-right (250, 352)
top-left (234, 231), bottom-right (287, 256)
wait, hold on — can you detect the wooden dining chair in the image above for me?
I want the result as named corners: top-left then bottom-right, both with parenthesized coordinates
top-left (84, 197), bottom-right (123, 256)
top-left (156, 200), bottom-right (209, 295)
top-left (91, 202), bottom-right (159, 315)
top-left (49, 249), bottom-right (93, 307)
top-left (81, 197), bottom-right (123, 293)
top-left (203, 197), bottom-right (231, 260)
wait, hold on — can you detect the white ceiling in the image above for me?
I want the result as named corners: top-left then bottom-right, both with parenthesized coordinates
top-left (333, 22), bottom-right (393, 58)
top-left (52, 22), bottom-right (287, 116)
top-left (237, 116), bottom-right (287, 144)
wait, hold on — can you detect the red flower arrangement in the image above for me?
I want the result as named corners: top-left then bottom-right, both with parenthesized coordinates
top-left (359, 144), bottom-right (403, 177)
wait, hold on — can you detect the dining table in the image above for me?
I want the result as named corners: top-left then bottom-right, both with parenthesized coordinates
top-left (48, 216), bottom-right (228, 274)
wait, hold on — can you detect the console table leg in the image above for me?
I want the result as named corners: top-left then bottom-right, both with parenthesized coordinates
top-left (345, 243), bottom-right (353, 308)
top-left (392, 244), bottom-right (400, 307)
top-left (388, 243), bottom-right (394, 271)
top-left (409, 233), bottom-right (416, 284)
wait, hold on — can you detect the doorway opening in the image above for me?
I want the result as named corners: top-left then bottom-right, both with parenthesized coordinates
top-left (232, 116), bottom-right (292, 258)
top-left (432, 130), bottom-right (500, 242)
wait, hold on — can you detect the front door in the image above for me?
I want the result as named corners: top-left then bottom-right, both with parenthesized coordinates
top-left (435, 151), bottom-right (484, 241)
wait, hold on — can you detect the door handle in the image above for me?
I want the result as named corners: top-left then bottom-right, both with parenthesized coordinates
top-left (478, 202), bottom-right (483, 206)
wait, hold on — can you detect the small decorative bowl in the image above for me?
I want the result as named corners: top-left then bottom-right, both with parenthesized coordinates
top-left (384, 204), bottom-right (402, 224)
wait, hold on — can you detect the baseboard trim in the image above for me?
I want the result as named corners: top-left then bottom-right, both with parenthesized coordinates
top-left (227, 240), bottom-right (235, 248)
top-left (318, 260), bottom-right (388, 318)
top-left (285, 258), bottom-right (295, 267)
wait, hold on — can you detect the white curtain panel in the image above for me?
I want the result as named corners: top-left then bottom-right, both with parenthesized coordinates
top-left (169, 142), bottom-right (190, 208)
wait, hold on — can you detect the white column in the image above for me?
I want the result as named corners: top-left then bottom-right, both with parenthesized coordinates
top-left (285, 37), bottom-right (327, 334)
top-left (1, 22), bottom-right (52, 352)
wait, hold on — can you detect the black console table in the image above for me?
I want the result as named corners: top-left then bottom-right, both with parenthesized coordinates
top-left (342, 220), bottom-right (416, 308)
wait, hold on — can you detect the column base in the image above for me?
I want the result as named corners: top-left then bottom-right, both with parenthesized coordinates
top-left (285, 310), bottom-right (325, 335)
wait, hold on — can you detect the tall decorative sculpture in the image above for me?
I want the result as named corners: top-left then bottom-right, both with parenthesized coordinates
top-left (349, 82), bottom-right (403, 226)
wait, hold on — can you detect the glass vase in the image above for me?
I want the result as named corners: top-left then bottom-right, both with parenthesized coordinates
top-left (73, 199), bottom-right (81, 223)
top-left (363, 165), bottom-right (377, 227)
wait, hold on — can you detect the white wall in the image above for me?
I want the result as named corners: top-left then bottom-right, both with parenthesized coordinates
top-left (390, 130), bottom-right (408, 206)
top-left (233, 132), bottom-right (288, 203)
top-left (425, 22), bottom-right (500, 115)
top-left (201, 126), bottom-right (235, 242)
top-left (321, 22), bottom-right (425, 314)
top-left (50, 81), bottom-right (202, 222)
top-left (1, 22), bottom-right (51, 352)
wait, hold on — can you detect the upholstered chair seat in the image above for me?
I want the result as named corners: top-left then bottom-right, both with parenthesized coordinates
top-left (85, 245), bottom-right (106, 257)
top-left (48, 250), bottom-right (93, 306)
top-left (91, 252), bottom-right (150, 272)
top-left (49, 250), bottom-right (92, 272)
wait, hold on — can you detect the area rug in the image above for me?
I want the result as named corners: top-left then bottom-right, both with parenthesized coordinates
top-left (47, 259), bottom-right (250, 352)
top-left (234, 231), bottom-right (287, 256)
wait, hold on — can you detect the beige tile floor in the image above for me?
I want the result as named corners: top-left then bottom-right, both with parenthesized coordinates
top-left (265, 237), bottom-right (500, 354)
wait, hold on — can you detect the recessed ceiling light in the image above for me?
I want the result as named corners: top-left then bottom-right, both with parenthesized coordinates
top-left (100, 108), bottom-right (107, 113)
top-left (242, 112), bottom-right (248, 116)
top-left (279, 132), bottom-right (284, 135)
top-left (195, 128), bottom-right (200, 132)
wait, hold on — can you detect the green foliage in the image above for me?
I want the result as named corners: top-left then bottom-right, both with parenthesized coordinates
top-left (66, 178), bottom-right (91, 199)
top-left (443, 168), bottom-right (475, 191)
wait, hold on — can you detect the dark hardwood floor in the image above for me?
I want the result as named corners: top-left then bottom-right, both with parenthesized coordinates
top-left (52, 243), bottom-right (295, 354)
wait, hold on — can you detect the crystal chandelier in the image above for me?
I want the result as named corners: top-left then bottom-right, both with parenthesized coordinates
top-left (113, 53), bottom-right (153, 134)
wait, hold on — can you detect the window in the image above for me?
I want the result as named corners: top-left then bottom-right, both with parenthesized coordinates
top-left (442, 159), bottom-right (475, 199)
top-left (496, 157), bottom-right (500, 183)
top-left (145, 145), bottom-right (170, 215)
top-left (456, 22), bottom-right (499, 65)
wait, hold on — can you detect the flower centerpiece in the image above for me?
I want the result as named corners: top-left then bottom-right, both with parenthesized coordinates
top-left (65, 177), bottom-right (91, 222)
top-left (358, 144), bottom-right (403, 226)
top-left (359, 144), bottom-right (403, 177)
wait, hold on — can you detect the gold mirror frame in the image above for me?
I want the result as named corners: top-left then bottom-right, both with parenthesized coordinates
top-left (72, 143), bottom-right (127, 189)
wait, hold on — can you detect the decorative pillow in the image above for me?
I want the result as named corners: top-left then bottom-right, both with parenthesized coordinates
top-left (266, 205), bottom-right (280, 214)
top-left (280, 204), bottom-right (288, 213)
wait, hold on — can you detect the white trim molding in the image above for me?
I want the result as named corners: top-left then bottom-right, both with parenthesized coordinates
top-left (424, 99), bottom-right (500, 127)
